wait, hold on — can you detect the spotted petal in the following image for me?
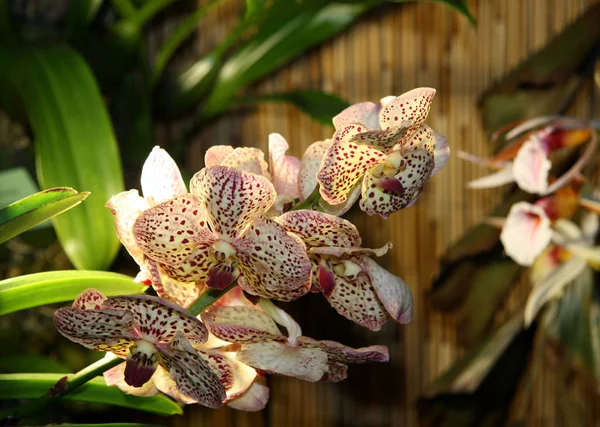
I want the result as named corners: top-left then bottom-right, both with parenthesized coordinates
top-left (318, 264), bottom-right (389, 331)
top-left (362, 257), bottom-right (413, 324)
top-left (106, 190), bottom-right (149, 267)
top-left (152, 266), bottom-right (201, 308)
top-left (133, 194), bottom-right (214, 268)
top-left (190, 166), bottom-right (276, 239)
top-left (379, 88), bottom-right (435, 138)
top-left (299, 139), bottom-right (331, 200)
top-left (221, 147), bottom-right (270, 178)
top-left (161, 331), bottom-right (226, 407)
top-left (54, 308), bottom-right (137, 357)
top-left (205, 146), bottom-right (234, 167)
top-left (235, 218), bottom-right (311, 299)
top-left (317, 125), bottom-right (386, 205)
top-left (297, 337), bottom-right (389, 364)
top-left (73, 288), bottom-right (107, 310)
top-left (102, 294), bottom-right (208, 345)
top-left (141, 146), bottom-right (187, 206)
top-left (201, 306), bottom-right (284, 343)
top-left (237, 342), bottom-right (329, 382)
top-left (333, 101), bottom-right (381, 130)
top-left (269, 133), bottom-right (301, 199)
top-left (275, 210), bottom-right (361, 248)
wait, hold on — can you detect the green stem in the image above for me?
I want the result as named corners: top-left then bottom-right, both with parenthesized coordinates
top-left (0, 354), bottom-right (122, 422)
top-left (111, 0), bottom-right (137, 19)
top-left (289, 185), bottom-right (322, 211)
top-left (188, 282), bottom-right (236, 316)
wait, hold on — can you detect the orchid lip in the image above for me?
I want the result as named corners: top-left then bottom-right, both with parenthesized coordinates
top-left (124, 340), bottom-right (158, 388)
top-left (333, 260), bottom-right (362, 280)
top-left (213, 240), bottom-right (236, 261)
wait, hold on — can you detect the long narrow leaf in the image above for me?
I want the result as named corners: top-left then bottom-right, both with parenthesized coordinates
top-left (0, 355), bottom-right (69, 374)
top-left (0, 45), bottom-right (124, 270)
top-left (0, 271), bottom-right (144, 315)
top-left (0, 374), bottom-right (182, 416)
top-left (0, 188), bottom-right (89, 244)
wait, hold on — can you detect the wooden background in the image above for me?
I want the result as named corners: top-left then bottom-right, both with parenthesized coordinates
top-left (162, 0), bottom-right (600, 425)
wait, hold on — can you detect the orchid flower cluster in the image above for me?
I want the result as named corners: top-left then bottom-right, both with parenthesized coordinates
top-left (53, 88), bottom-right (449, 409)
top-left (460, 116), bottom-right (600, 325)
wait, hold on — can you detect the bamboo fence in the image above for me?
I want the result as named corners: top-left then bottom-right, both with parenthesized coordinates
top-left (163, 0), bottom-right (600, 425)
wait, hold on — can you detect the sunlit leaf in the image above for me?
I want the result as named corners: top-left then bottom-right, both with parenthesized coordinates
top-left (237, 90), bottom-right (349, 125)
top-left (0, 271), bottom-right (144, 315)
top-left (0, 188), bottom-right (88, 244)
top-left (0, 374), bottom-right (182, 416)
top-left (0, 44), bottom-right (124, 270)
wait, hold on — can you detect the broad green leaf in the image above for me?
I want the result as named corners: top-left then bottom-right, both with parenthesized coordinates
top-left (0, 188), bottom-right (89, 244)
top-left (0, 270), bottom-right (144, 315)
top-left (0, 45), bottom-right (124, 270)
top-left (0, 374), bottom-right (182, 416)
top-left (0, 355), bottom-right (69, 374)
top-left (245, 0), bottom-right (266, 18)
top-left (237, 90), bottom-right (349, 126)
top-left (198, 0), bottom-right (372, 119)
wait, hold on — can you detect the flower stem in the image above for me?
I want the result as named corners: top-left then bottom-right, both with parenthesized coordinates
top-left (0, 354), bottom-right (122, 423)
top-left (290, 185), bottom-right (322, 211)
top-left (188, 282), bottom-right (236, 316)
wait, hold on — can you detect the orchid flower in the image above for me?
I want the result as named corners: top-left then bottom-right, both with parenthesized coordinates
top-left (201, 300), bottom-right (389, 382)
top-left (316, 88), bottom-right (449, 218)
top-left (494, 183), bottom-right (582, 266)
top-left (524, 212), bottom-right (600, 325)
top-left (133, 166), bottom-right (312, 301)
top-left (53, 289), bottom-right (227, 407)
top-left (204, 134), bottom-right (301, 214)
top-left (106, 146), bottom-right (200, 307)
top-left (275, 210), bottom-right (413, 331)
top-left (460, 117), bottom-right (595, 195)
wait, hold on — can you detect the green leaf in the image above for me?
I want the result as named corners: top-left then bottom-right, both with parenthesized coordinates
top-left (0, 355), bottom-right (69, 374)
top-left (198, 0), bottom-right (373, 119)
top-left (237, 90), bottom-right (349, 125)
top-left (0, 45), bottom-right (125, 270)
top-left (0, 188), bottom-right (89, 244)
top-left (387, 0), bottom-right (475, 25)
top-left (0, 270), bottom-right (144, 315)
top-left (245, 0), bottom-right (266, 18)
top-left (0, 374), bottom-right (182, 416)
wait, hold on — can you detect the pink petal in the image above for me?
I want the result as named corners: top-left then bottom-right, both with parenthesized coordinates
top-left (106, 190), bottom-right (149, 267)
top-left (257, 300), bottom-right (302, 343)
top-left (141, 146), bottom-right (187, 206)
top-left (237, 342), bottom-right (329, 382)
top-left (379, 88), bottom-right (435, 137)
top-left (161, 331), bottom-right (226, 408)
top-left (466, 166), bottom-right (516, 189)
top-left (53, 307), bottom-right (137, 356)
top-left (500, 202), bottom-right (552, 266)
top-left (333, 101), bottom-right (381, 130)
top-left (133, 194), bottom-right (213, 263)
top-left (297, 337), bottom-right (389, 364)
top-left (102, 294), bottom-right (208, 345)
top-left (190, 166), bottom-right (276, 239)
top-left (235, 218), bottom-right (311, 301)
top-left (104, 360), bottom-right (160, 396)
top-left (269, 133), bottom-right (301, 199)
top-left (298, 139), bottom-right (331, 200)
top-left (362, 257), bottom-right (413, 324)
top-left (201, 306), bottom-right (284, 343)
top-left (221, 147), bottom-right (271, 178)
top-left (73, 288), bottom-right (107, 310)
top-left (226, 375), bottom-right (269, 411)
top-left (205, 145), bottom-right (234, 167)
top-left (431, 130), bottom-right (450, 177)
top-left (319, 265), bottom-right (389, 331)
top-left (221, 353), bottom-right (258, 400)
top-left (317, 125), bottom-right (386, 205)
top-left (275, 210), bottom-right (361, 248)
top-left (153, 366), bottom-right (197, 404)
top-left (310, 242), bottom-right (391, 259)
top-left (213, 286), bottom-right (255, 308)
top-left (513, 138), bottom-right (551, 194)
